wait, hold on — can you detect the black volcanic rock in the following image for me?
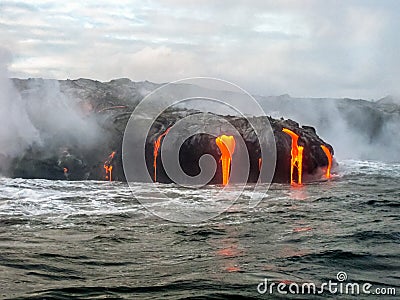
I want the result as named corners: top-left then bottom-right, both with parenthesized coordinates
top-left (141, 111), bottom-right (334, 184)
top-left (146, 112), bottom-right (334, 183)
top-left (8, 107), bottom-right (334, 184)
top-left (5, 78), bottom-right (340, 183)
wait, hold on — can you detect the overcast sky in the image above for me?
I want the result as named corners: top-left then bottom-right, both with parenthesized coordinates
top-left (1, 0), bottom-right (399, 99)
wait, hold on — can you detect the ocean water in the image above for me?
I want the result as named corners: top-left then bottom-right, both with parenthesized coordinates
top-left (0, 160), bottom-right (399, 299)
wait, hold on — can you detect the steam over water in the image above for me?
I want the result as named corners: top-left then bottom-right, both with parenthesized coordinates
top-left (1, 160), bottom-right (399, 299)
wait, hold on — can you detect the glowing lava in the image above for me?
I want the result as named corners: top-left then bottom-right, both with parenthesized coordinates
top-left (215, 135), bottom-right (236, 185)
top-left (153, 127), bottom-right (171, 182)
top-left (258, 158), bottom-right (262, 171)
top-left (104, 151), bottom-right (116, 182)
top-left (104, 165), bottom-right (113, 181)
top-left (320, 145), bottom-right (332, 179)
top-left (282, 128), bottom-right (304, 186)
top-left (63, 167), bottom-right (68, 174)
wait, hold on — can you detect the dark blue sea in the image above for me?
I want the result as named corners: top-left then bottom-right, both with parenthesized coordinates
top-left (0, 160), bottom-right (399, 299)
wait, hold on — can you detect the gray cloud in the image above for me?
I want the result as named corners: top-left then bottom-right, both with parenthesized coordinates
top-left (1, 0), bottom-right (399, 99)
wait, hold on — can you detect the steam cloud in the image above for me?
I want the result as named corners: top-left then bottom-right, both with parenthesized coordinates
top-left (0, 48), bottom-right (104, 174)
top-left (257, 95), bottom-right (400, 162)
top-left (0, 50), bottom-right (39, 166)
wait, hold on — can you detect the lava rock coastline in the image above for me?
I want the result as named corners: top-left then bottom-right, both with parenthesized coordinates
top-left (9, 108), bottom-right (335, 184)
top-left (144, 111), bottom-right (335, 184)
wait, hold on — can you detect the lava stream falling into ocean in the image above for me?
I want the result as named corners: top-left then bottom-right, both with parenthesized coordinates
top-left (215, 135), bottom-right (236, 186)
top-left (153, 127), bottom-right (171, 182)
top-left (104, 151), bottom-right (116, 181)
top-left (320, 145), bottom-right (332, 179)
top-left (297, 146), bottom-right (303, 185)
top-left (282, 128), bottom-right (304, 186)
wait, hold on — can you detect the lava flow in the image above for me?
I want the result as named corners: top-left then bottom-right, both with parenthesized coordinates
top-left (215, 135), bottom-right (236, 185)
top-left (153, 127), bottom-right (171, 182)
top-left (104, 151), bottom-right (116, 181)
top-left (320, 145), bottom-right (332, 179)
top-left (282, 128), bottom-right (304, 185)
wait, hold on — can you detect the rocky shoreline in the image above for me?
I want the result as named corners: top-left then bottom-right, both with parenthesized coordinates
top-left (5, 77), bottom-right (379, 184)
top-left (9, 107), bottom-right (335, 184)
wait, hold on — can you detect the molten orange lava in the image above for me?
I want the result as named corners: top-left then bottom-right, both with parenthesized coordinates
top-left (104, 151), bottom-right (116, 182)
top-left (258, 158), bottom-right (262, 171)
top-left (63, 167), bottom-right (68, 174)
top-left (215, 135), bottom-right (236, 185)
top-left (282, 128), bottom-right (303, 185)
top-left (320, 145), bottom-right (332, 179)
top-left (153, 127), bottom-right (171, 182)
top-left (104, 165), bottom-right (113, 181)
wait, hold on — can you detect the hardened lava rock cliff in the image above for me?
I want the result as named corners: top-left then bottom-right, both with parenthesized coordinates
top-left (5, 78), bottom-right (337, 184)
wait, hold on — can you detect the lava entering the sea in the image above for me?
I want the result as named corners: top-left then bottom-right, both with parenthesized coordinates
top-left (320, 145), bottom-right (332, 179)
top-left (104, 151), bottom-right (116, 181)
top-left (215, 135), bottom-right (236, 185)
top-left (153, 127), bottom-right (171, 182)
top-left (282, 128), bottom-right (303, 186)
